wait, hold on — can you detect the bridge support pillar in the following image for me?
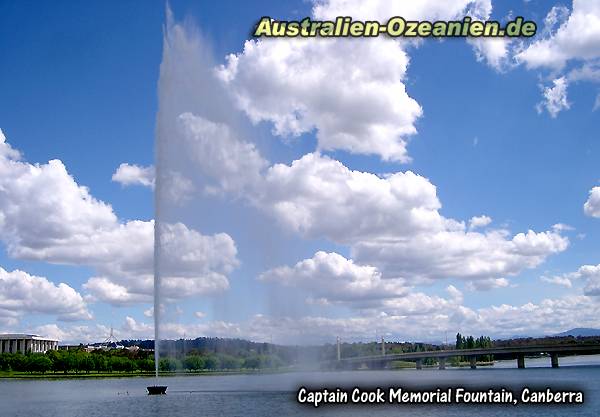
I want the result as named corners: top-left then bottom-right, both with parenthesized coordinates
top-left (438, 357), bottom-right (446, 370)
top-left (517, 354), bottom-right (525, 369)
top-left (469, 356), bottom-right (477, 369)
top-left (551, 353), bottom-right (559, 368)
top-left (416, 359), bottom-right (423, 370)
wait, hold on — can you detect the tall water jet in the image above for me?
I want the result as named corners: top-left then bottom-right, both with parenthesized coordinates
top-left (150, 7), bottom-right (336, 379)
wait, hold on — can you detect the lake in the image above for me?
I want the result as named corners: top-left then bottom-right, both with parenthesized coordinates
top-left (2, 355), bottom-right (600, 416)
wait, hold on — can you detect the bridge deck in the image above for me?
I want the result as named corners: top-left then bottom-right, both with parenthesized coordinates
top-left (336, 344), bottom-right (600, 363)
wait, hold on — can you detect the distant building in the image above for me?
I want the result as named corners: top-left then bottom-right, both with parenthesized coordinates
top-left (0, 334), bottom-right (59, 354)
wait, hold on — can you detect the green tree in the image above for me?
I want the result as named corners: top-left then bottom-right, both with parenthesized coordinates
top-left (466, 336), bottom-right (475, 349)
top-left (159, 358), bottom-right (180, 372)
top-left (455, 333), bottom-right (463, 350)
top-left (52, 351), bottom-right (76, 374)
top-left (77, 352), bottom-right (95, 374)
top-left (137, 358), bottom-right (155, 372)
top-left (203, 355), bottom-right (219, 370)
top-left (92, 354), bottom-right (108, 372)
top-left (109, 356), bottom-right (133, 372)
top-left (26, 354), bottom-right (52, 373)
top-left (243, 355), bottom-right (261, 369)
top-left (184, 356), bottom-right (205, 371)
top-left (0, 353), bottom-right (13, 371)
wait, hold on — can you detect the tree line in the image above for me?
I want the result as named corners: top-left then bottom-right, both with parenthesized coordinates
top-left (0, 348), bottom-right (287, 374)
top-left (455, 333), bottom-right (493, 362)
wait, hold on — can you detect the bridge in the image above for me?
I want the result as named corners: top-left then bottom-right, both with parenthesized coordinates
top-left (326, 343), bottom-right (600, 370)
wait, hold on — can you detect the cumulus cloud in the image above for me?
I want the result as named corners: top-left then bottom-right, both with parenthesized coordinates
top-left (217, 0), bottom-right (513, 161)
top-left (28, 323), bottom-right (111, 344)
top-left (514, 1), bottom-right (600, 114)
top-left (177, 121), bottom-right (568, 287)
top-left (466, 278), bottom-right (510, 291)
top-left (260, 251), bottom-right (407, 305)
top-left (353, 229), bottom-right (567, 283)
top-left (470, 36), bottom-right (513, 71)
top-left (578, 264), bottom-right (600, 296)
top-left (69, 292), bottom-right (598, 344)
top-left (540, 275), bottom-right (573, 288)
top-left (112, 163), bottom-right (155, 188)
top-left (177, 113), bottom-right (267, 195)
top-left (150, 7), bottom-right (571, 298)
top-left (219, 36), bottom-right (421, 162)
top-left (517, 1), bottom-right (600, 70)
top-left (261, 154), bottom-right (567, 284)
top-left (0, 132), bottom-right (239, 307)
top-left (0, 267), bottom-right (91, 321)
top-left (82, 222), bottom-right (236, 305)
top-left (469, 215), bottom-right (492, 229)
top-left (536, 77), bottom-right (570, 117)
top-left (584, 186), bottom-right (600, 217)
top-left (262, 152), bottom-right (446, 242)
top-left (540, 264), bottom-right (600, 295)
top-left (318, 0), bottom-right (514, 71)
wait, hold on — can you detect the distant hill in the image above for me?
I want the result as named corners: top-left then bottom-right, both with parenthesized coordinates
top-left (555, 328), bottom-right (600, 337)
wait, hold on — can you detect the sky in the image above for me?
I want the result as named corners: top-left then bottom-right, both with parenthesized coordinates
top-left (0, 0), bottom-right (599, 345)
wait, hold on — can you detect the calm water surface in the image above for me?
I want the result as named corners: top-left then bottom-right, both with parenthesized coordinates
top-left (2, 355), bottom-right (600, 417)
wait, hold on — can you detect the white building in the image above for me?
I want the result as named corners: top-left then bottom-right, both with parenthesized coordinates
top-left (0, 334), bottom-right (59, 354)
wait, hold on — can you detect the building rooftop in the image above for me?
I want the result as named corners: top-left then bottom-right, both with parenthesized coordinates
top-left (0, 333), bottom-right (58, 341)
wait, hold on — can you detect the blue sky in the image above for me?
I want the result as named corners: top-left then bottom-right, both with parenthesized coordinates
top-left (1, 0), bottom-right (599, 344)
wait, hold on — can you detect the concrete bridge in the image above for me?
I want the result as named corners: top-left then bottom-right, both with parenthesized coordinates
top-left (327, 343), bottom-right (600, 370)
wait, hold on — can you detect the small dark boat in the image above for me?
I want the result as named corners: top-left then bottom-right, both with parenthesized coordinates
top-left (147, 385), bottom-right (168, 395)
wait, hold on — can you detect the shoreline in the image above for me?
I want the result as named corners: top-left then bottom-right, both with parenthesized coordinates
top-left (0, 368), bottom-right (293, 380)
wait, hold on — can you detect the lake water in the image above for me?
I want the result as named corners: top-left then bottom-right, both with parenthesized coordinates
top-left (2, 355), bottom-right (600, 416)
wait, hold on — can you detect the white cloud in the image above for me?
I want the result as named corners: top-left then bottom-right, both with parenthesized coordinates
top-left (219, 36), bottom-right (421, 162)
top-left (315, 0), bottom-right (512, 71)
top-left (194, 311), bottom-right (206, 319)
top-left (262, 152), bottom-right (445, 242)
top-left (446, 284), bottom-right (464, 303)
top-left (536, 77), bottom-right (570, 117)
top-left (540, 275), bottom-right (573, 288)
top-left (82, 222), bottom-right (237, 305)
top-left (151, 8), bottom-right (570, 296)
top-left (176, 113), bottom-right (267, 195)
top-left (123, 316), bottom-right (153, 335)
top-left (0, 138), bottom-right (117, 257)
top-left (105, 293), bottom-right (600, 344)
top-left (578, 264), bottom-right (600, 296)
top-left (0, 132), bottom-right (239, 307)
top-left (112, 163), bottom-right (155, 188)
top-left (517, 1), bottom-right (600, 70)
top-left (29, 323), bottom-right (111, 344)
top-left (541, 264), bottom-right (600, 295)
top-left (352, 229), bottom-right (567, 283)
top-left (177, 124), bottom-right (568, 287)
top-left (466, 277), bottom-right (510, 291)
top-left (218, 0), bottom-right (513, 161)
top-left (0, 267), bottom-right (91, 321)
top-left (511, 2), bottom-right (600, 115)
top-left (469, 215), bottom-right (492, 229)
top-left (541, 5), bottom-right (571, 38)
top-left (584, 186), bottom-right (600, 217)
top-left (552, 223), bottom-right (575, 232)
top-left (469, 37), bottom-right (512, 71)
top-left (260, 251), bottom-right (407, 305)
